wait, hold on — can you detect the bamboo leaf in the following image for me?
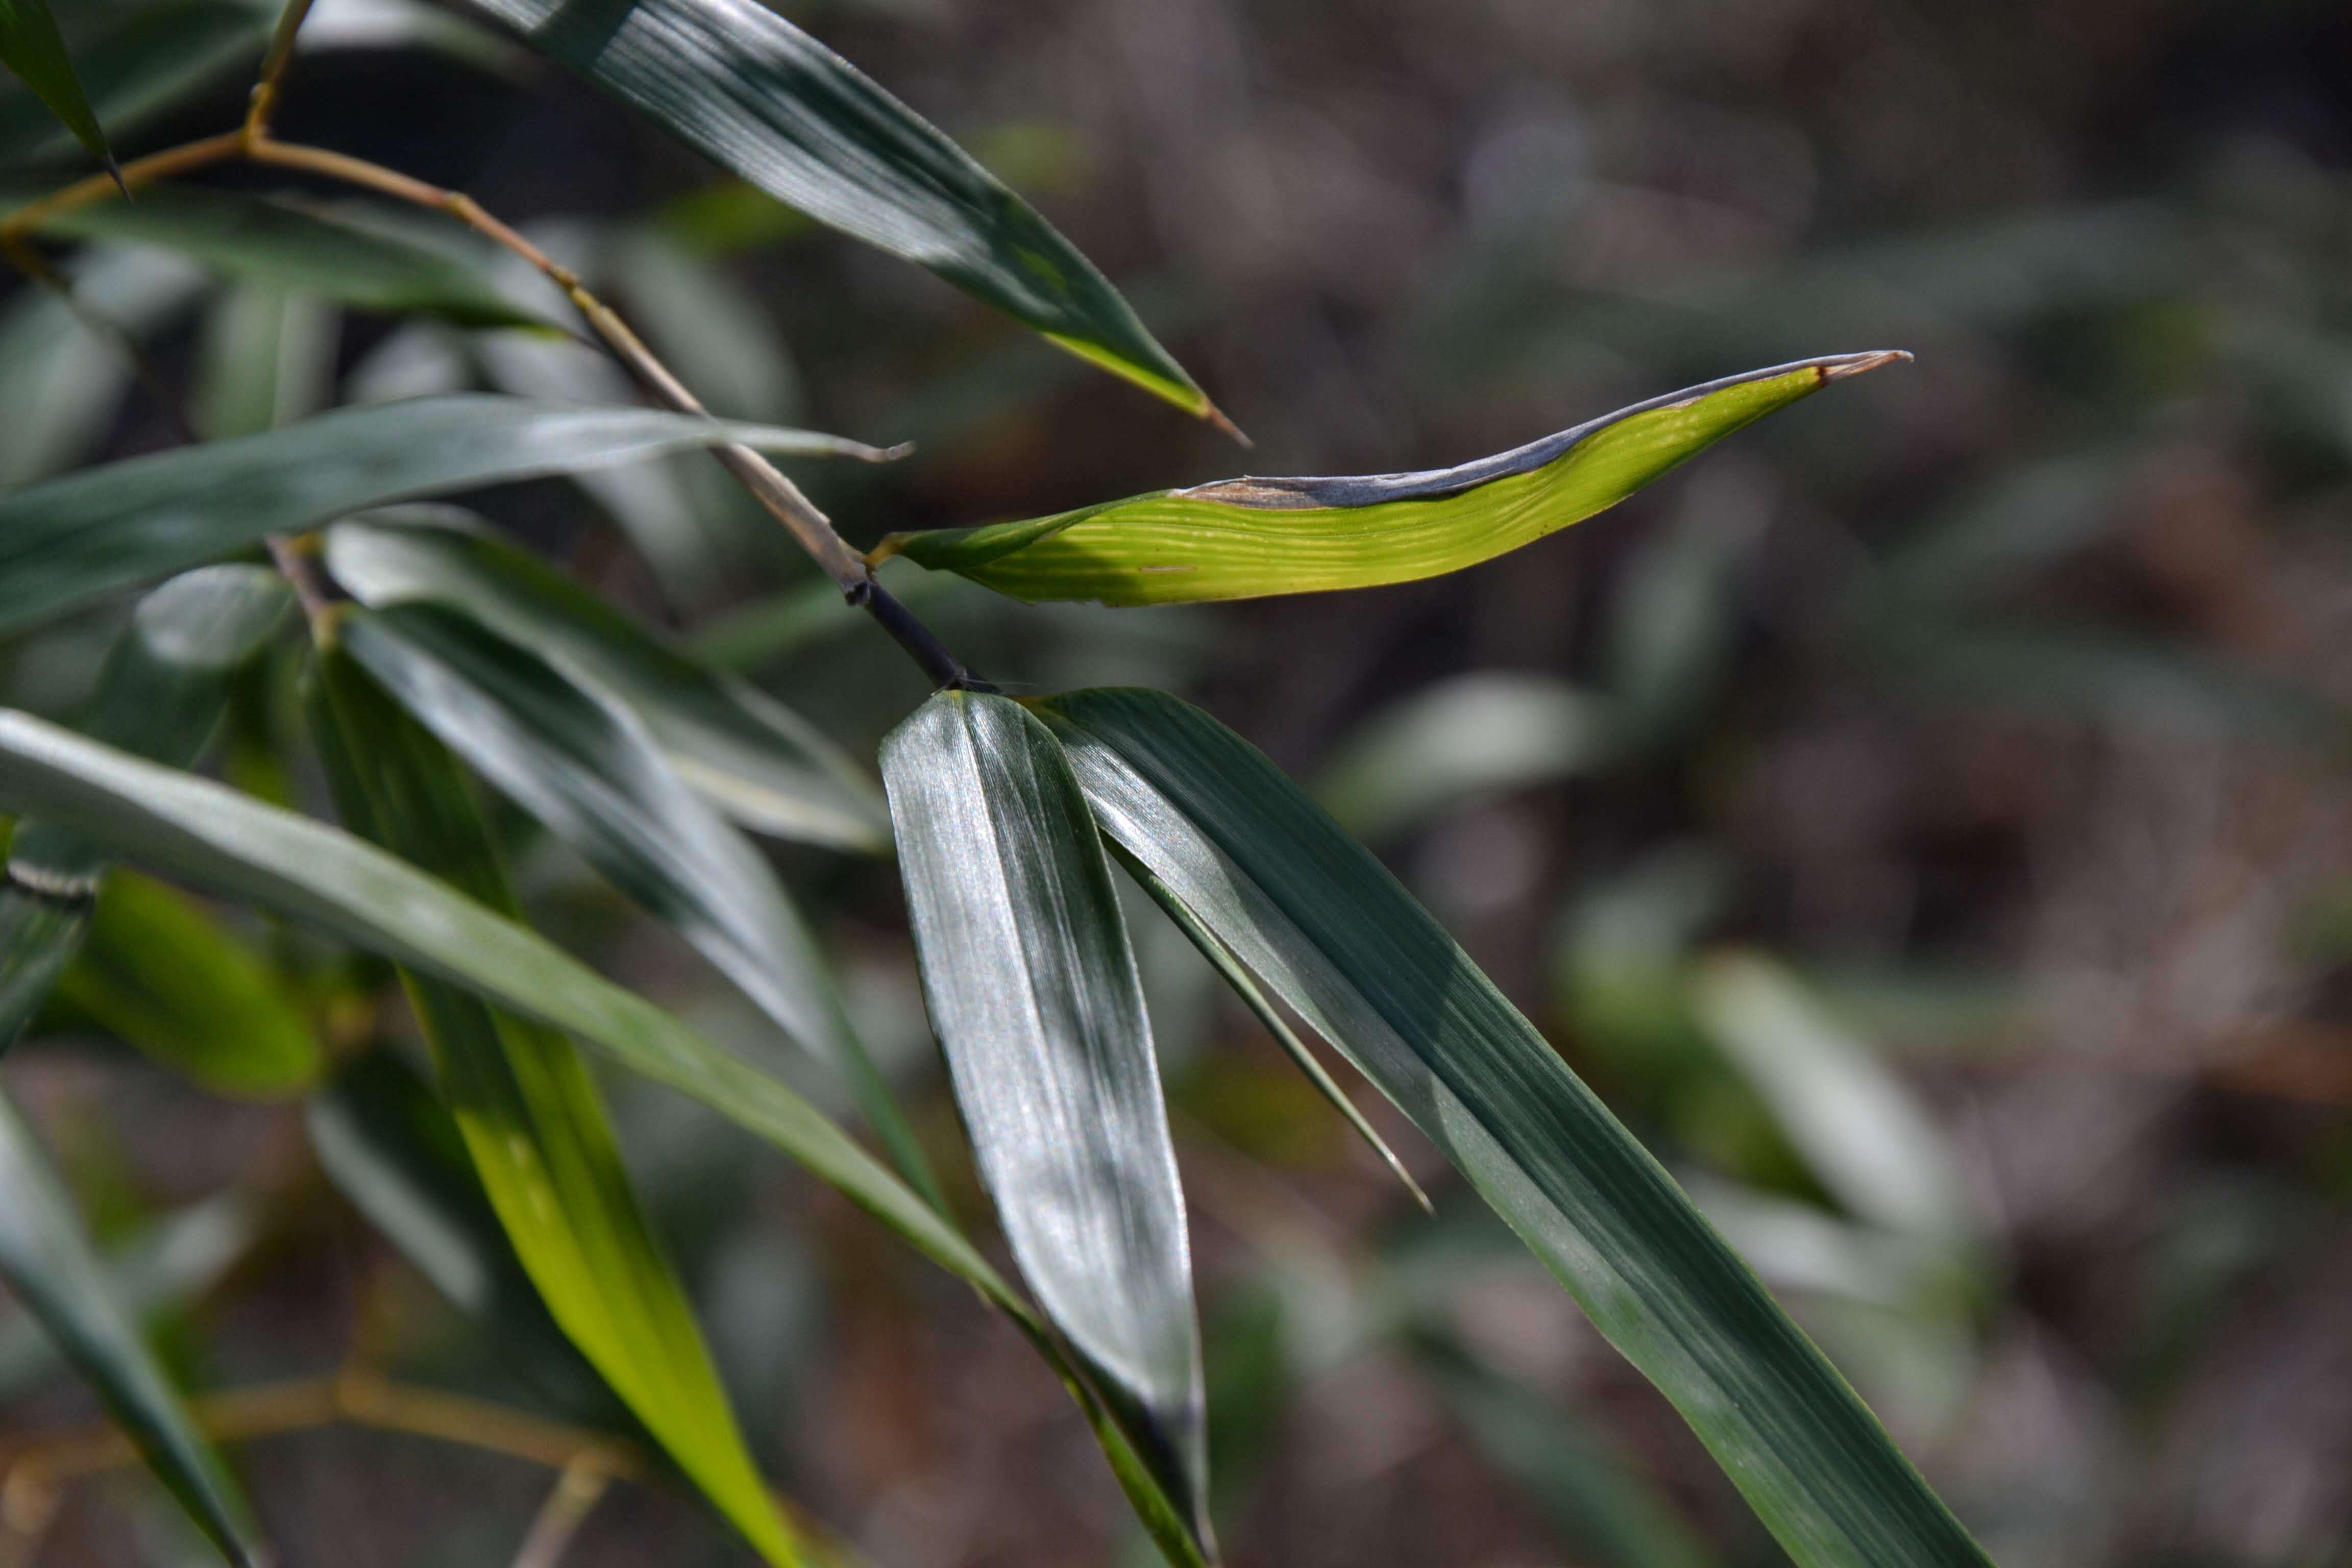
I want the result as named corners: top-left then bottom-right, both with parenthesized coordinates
top-left (0, 1093), bottom-right (261, 1564)
top-left (451, 0), bottom-right (1216, 422)
top-left (880, 691), bottom-right (1211, 1557)
top-left (1, 566), bottom-right (290, 1055)
top-left (0, 1192), bottom-right (258, 1403)
top-left (323, 510), bottom-right (888, 852)
top-left (1109, 838), bottom-right (1429, 1211)
top-left (0, 2), bottom-right (263, 164)
top-left (307, 1051), bottom-right (634, 1426)
top-left (28, 187), bottom-right (559, 329)
top-left (0, 705), bottom-right (1205, 1565)
top-left (308, 646), bottom-right (799, 1565)
top-left (876, 353), bottom-right (1906, 605)
top-left (0, 394), bottom-right (898, 637)
top-left (0, 0), bottom-right (116, 176)
top-left (58, 870), bottom-right (321, 1098)
top-left (1036, 687), bottom-right (1992, 1568)
top-left (337, 600), bottom-right (939, 1206)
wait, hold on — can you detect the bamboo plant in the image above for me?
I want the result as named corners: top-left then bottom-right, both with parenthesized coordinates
top-left (0, 2), bottom-right (1974, 1564)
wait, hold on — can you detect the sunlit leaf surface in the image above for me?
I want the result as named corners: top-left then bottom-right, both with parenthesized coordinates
top-left (882, 691), bottom-right (1211, 1558)
top-left (453, 0), bottom-right (1215, 419)
top-left (878, 354), bottom-right (1905, 604)
top-left (1038, 687), bottom-right (1991, 1568)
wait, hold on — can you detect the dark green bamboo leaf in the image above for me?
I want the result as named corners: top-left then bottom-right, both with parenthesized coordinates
top-left (0, 703), bottom-right (1206, 1566)
top-left (0, 3), bottom-right (262, 164)
top-left (0, 0), bottom-right (115, 175)
top-left (0, 1093), bottom-right (261, 1564)
top-left (1, 566), bottom-right (290, 1056)
top-left (880, 691), bottom-right (1210, 1557)
top-left (0, 395), bottom-right (897, 638)
top-left (57, 870), bottom-right (320, 1098)
top-left (1110, 839), bottom-right (1430, 1211)
top-left (1036, 687), bottom-right (1991, 1568)
top-left (875, 353), bottom-right (1906, 605)
top-left (28, 187), bottom-right (558, 328)
top-left (307, 1051), bottom-right (633, 1425)
top-left (322, 511), bottom-right (888, 851)
top-left (338, 601), bottom-right (939, 1206)
top-left (0, 1191), bottom-right (257, 1402)
top-left (451, 0), bottom-right (1215, 421)
top-left (192, 283), bottom-right (339, 441)
top-left (308, 647), bottom-right (800, 1565)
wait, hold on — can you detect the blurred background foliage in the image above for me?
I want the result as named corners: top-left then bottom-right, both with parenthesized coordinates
top-left (4, 0), bottom-right (2352, 1563)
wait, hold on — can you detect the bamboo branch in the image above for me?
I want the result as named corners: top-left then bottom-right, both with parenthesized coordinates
top-left (246, 0), bottom-right (321, 144)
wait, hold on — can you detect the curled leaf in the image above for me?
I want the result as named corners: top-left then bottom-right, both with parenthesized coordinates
top-left (877, 353), bottom-right (1906, 605)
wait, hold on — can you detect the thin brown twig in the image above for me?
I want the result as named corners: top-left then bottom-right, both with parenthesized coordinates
top-left (510, 1458), bottom-right (613, 1568)
top-left (245, 0), bottom-right (321, 144)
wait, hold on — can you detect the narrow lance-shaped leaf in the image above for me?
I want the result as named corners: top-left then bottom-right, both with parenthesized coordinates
top-left (307, 1051), bottom-right (635, 1428)
top-left (881, 692), bottom-right (1211, 1559)
top-left (0, 3), bottom-right (262, 164)
top-left (308, 645), bottom-right (800, 1566)
top-left (0, 1094), bottom-right (262, 1565)
top-left (25, 187), bottom-right (559, 330)
top-left (452, 0), bottom-right (1217, 422)
top-left (2, 566), bottom-right (291, 1054)
top-left (0, 394), bottom-right (901, 637)
top-left (876, 354), bottom-right (1907, 605)
top-left (57, 870), bottom-right (322, 1098)
top-left (1108, 838), bottom-right (1429, 1212)
top-left (1037, 688), bottom-right (1991, 1568)
top-left (338, 601), bottom-right (941, 1209)
top-left (0, 707), bottom-right (1204, 1565)
top-left (0, 0), bottom-right (116, 176)
top-left (324, 511), bottom-right (888, 852)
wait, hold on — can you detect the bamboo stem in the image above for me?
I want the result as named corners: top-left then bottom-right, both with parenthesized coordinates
top-left (510, 1459), bottom-right (612, 1568)
top-left (245, 0), bottom-right (320, 144)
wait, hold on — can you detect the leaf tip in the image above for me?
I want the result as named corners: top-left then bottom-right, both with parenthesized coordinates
top-left (1819, 348), bottom-right (1914, 383)
top-left (103, 153), bottom-right (129, 200)
top-left (1203, 403), bottom-right (1254, 451)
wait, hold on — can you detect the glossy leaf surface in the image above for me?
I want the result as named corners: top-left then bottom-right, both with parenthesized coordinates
top-left (0, 395), bottom-right (896, 636)
top-left (877, 354), bottom-right (1903, 604)
top-left (1038, 687), bottom-right (1991, 1568)
top-left (339, 601), bottom-right (937, 1203)
top-left (324, 511), bottom-right (887, 851)
top-left (309, 649), bottom-right (799, 1565)
top-left (0, 708), bottom-right (1203, 1562)
top-left (453, 0), bottom-right (1212, 418)
top-left (881, 691), bottom-right (1209, 1556)
top-left (0, 1093), bottom-right (261, 1564)
top-left (0, 0), bottom-right (115, 173)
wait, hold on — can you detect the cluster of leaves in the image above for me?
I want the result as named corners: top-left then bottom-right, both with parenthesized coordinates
top-left (0, 3), bottom-right (1991, 1566)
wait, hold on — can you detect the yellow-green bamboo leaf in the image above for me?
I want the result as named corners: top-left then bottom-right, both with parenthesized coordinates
top-left (876, 353), bottom-right (1906, 605)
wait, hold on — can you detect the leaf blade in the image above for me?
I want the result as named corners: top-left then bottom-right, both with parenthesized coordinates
top-left (1037, 687), bottom-right (1991, 1568)
top-left (337, 600), bottom-right (940, 1207)
top-left (880, 691), bottom-right (1210, 1556)
top-left (878, 354), bottom-right (1904, 605)
top-left (308, 646), bottom-right (800, 1565)
top-left (323, 510), bottom-right (888, 852)
top-left (0, 1093), bottom-right (262, 1565)
top-left (28, 187), bottom-right (558, 329)
top-left (452, 0), bottom-right (1212, 419)
top-left (0, 395), bottom-right (894, 638)
top-left (0, 0), bottom-right (115, 174)
top-left (1, 565), bottom-right (292, 1058)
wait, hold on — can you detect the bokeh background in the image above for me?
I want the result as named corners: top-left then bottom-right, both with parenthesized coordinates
top-left (6, 0), bottom-right (2352, 1563)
